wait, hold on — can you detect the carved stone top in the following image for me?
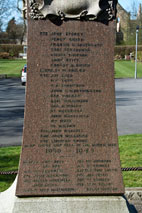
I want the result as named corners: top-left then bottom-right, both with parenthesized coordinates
top-left (29, 0), bottom-right (117, 21)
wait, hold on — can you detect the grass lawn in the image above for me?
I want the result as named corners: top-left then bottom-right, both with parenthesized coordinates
top-left (0, 146), bottom-right (21, 192)
top-left (115, 60), bottom-right (142, 78)
top-left (0, 59), bottom-right (26, 77)
top-left (0, 59), bottom-right (142, 78)
top-left (119, 134), bottom-right (142, 187)
top-left (0, 134), bottom-right (142, 192)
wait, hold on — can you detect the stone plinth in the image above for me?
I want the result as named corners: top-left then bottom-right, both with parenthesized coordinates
top-left (13, 197), bottom-right (130, 213)
top-left (0, 178), bottom-right (129, 213)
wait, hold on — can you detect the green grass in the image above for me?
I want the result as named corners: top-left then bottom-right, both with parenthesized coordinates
top-left (0, 146), bottom-right (21, 192)
top-left (0, 59), bottom-right (142, 78)
top-left (0, 59), bottom-right (26, 77)
top-left (0, 134), bottom-right (142, 192)
top-left (115, 60), bottom-right (142, 78)
top-left (119, 134), bottom-right (142, 187)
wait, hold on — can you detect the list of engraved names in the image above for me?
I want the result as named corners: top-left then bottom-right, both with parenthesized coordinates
top-left (21, 29), bottom-right (119, 195)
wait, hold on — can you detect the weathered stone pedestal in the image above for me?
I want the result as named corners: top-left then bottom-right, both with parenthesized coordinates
top-left (16, 20), bottom-right (125, 197)
top-left (0, 178), bottom-right (129, 213)
top-left (0, 1), bottom-right (131, 213)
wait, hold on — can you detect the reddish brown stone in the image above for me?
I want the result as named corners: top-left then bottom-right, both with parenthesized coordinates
top-left (16, 19), bottom-right (124, 196)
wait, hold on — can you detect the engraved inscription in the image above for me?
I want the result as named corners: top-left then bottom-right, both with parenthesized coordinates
top-left (16, 21), bottom-right (124, 196)
top-left (22, 30), bottom-right (116, 194)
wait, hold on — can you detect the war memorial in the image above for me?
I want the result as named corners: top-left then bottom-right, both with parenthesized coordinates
top-left (0, 0), bottom-right (130, 212)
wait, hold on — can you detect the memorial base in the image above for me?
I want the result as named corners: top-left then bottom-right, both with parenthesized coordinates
top-left (0, 179), bottom-right (129, 213)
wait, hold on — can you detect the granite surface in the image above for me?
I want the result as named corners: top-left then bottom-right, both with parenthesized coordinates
top-left (16, 19), bottom-right (124, 196)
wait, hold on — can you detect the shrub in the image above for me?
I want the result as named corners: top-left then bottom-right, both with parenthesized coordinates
top-left (114, 45), bottom-right (142, 59)
top-left (0, 44), bottom-right (23, 58)
top-left (137, 51), bottom-right (142, 62)
top-left (0, 52), bottom-right (10, 59)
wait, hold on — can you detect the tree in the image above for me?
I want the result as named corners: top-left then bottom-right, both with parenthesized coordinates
top-left (6, 18), bottom-right (17, 40)
top-left (0, 31), bottom-right (8, 44)
top-left (5, 17), bottom-right (25, 44)
top-left (16, 22), bottom-right (26, 44)
top-left (0, 0), bottom-right (26, 44)
top-left (125, 1), bottom-right (142, 45)
top-left (17, 0), bottom-right (27, 44)
top-left (130, 1), bottom-right (137, 19)
top-left (0, 0), bottom-right (16, 31)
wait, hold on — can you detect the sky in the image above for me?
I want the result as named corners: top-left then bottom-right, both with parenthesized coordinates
top-left (118, 0), bottom-right (141, 12)
top-left (2, 0), bottom-right (141, 30)
top-left (13, 0), bottom-right (142, 20)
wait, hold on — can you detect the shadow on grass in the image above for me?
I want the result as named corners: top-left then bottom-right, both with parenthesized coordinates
top-left (0, 174), bottom-right (17, 192)
top-left (0, 155), bottom-right (20, 170)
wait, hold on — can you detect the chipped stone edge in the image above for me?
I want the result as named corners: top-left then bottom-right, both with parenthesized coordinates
top-left (125, 188), bottom-right (142, 201)
top-left (1, 187), bottom-right (142, 200)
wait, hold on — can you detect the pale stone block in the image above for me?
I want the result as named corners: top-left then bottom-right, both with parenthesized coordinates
top-left (0, 179), bottom-right (129, 213)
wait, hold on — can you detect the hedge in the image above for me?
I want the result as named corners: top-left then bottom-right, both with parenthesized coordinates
top-left (114, 45), bottom-right (142, 59)
top-left (0, 44), bottom-right (23, 58)
top-left (0, 52), bottom-right (10, 59)
top-left (0, 44), bottom-right (142, 60)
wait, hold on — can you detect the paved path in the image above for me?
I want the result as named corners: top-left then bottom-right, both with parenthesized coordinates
top-left (0, 78), bottom-right (142, 147)
top-left (115, 78), bottom-right (142, 135)
top-left (0, 79), bottom-right (25, 147)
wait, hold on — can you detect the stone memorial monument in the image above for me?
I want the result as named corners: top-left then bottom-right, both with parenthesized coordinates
top-left (0, 0), bottom-right (130, 212)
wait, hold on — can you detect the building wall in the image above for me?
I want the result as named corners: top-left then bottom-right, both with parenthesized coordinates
top-left (117, 3), bottom-right (142, 44)
top-left (117, 4), bottom-right (131, 42)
